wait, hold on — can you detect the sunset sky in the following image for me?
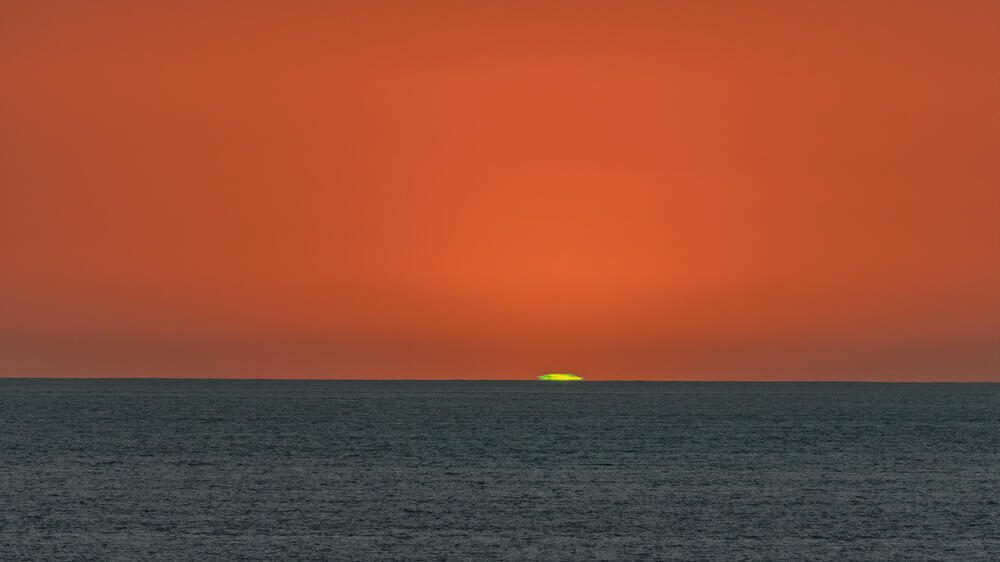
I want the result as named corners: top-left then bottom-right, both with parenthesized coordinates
top-left (2, 1), bottom-right (997, 380)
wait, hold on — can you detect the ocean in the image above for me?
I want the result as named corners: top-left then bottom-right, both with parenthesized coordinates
top-left (1, 379), bottom-right (997, 560)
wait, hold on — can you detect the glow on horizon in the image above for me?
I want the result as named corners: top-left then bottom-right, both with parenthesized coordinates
top-left (538, 373), bottom-right (584, 381)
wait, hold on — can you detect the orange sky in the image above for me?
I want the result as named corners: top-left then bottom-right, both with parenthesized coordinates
top-left (2, 1), bottom-right (998, 380)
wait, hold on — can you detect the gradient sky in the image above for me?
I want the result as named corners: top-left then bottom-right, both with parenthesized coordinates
top-left (2, 1), bottom-right (998, 380)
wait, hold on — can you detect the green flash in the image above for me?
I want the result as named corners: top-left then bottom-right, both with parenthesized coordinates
top-left (538, 373), bottom-right (583, 381)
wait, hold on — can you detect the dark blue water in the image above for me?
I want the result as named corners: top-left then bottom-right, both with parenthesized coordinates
top-left (1, 380), bottom-right (998, 560)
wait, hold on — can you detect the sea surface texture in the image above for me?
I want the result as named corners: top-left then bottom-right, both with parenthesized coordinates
top-left (1, 380), bottom-right (998, 560)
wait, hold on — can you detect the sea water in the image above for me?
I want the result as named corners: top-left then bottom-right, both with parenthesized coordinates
top-left (1, 379), bottom-right (997, 560)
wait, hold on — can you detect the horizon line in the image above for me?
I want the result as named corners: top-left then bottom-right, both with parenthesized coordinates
top-left (1, 377), bottom-right (997, 384)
